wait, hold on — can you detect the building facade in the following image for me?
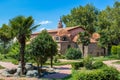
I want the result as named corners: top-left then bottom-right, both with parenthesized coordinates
top-left (31, 20), bottom-right (107, 56)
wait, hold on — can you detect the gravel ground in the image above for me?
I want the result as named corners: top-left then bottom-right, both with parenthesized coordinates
top-left (0, 61), bottom-right (71, 80)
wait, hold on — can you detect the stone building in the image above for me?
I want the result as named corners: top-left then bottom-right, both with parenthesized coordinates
top-left (31, 20), bottom-right (107, 56)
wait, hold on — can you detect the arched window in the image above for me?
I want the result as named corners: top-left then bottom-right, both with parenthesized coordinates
top-left (62, 36), bottom-right (67, 41)
top-left (55, 36), bottom-right (59, 41)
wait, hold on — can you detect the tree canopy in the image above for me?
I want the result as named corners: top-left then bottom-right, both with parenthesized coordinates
top-left (28, 30), bottom-right (57, 75)
top-left (62, 4), bottom-right (99, 34)
top-left (97, 1), bottom-right (120, 54)
top-left (0, 24), bottom-right (13, 54)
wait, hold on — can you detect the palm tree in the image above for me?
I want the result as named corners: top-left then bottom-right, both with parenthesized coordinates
top-left (9, 16), bottom-right (40, 75)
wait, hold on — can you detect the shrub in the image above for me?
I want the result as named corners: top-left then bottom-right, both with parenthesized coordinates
top-left (111, 45), bottom-right (120, 59)
top-left (0, 65), bottom-right (5, 69)
top-left (72, 67), bottom-right (119, 80)
top-left (7, 42), bottom-right (20, 60)
top-left (71, 61), bottom-right (84, 70)
top-left (102, 67), bottom-right (119, 80)
top-left (111, 46), bottom-right (117, 55)
top-left (54, 56), bottom-right (60, 63)
top-left (117, 46), bottom-right (120, 59)
top-left (73, 69), bottom-right (104, 80)
top-left (92, 61), bottom-right (105, 69)
top-left (83, 56), bottom-right (92, 70)
top-left (0, 54), bottom-right (4, 60)
top-left (65, 48), bottom-right (82, 60)
top-left (11, 60), bottom-right (19, 65)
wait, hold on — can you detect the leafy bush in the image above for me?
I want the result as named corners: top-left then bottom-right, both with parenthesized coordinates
top-left (92, 61), bottom-right (105, 69)
top-left (54, 56), bottom-right (60, 63)
top-left (83, 56), bottom-right (92, 70)
top-left (73, 67), bottom-right (119, 80)
top-left (71, 61), bottom-right (84, 70)
top-left (0, 65), bottom-right (5, 69)
top-left (111, 46), bottom-right (117, 55)
top-left (7, 42), bottom-right (20, 60)
top-left (117, 46), bottom-right (120, 59)
top-left (0, 54), bottom-right (4, 60)
top-left (65, 48), bottom-right (82, 60)
top-left (73, 69), bottom-right (103, 80)
top-left (11, 60), bottom-right (19, 65)
top-left (102, 67), bottom-right (119, 80)
top-left (111, 45), bottom-right (120, 59)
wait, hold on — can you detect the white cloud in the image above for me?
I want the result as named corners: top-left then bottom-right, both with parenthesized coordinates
top-left (39, 20), bottom-right (52, 25)
top-left (40, 27), bottom-right (45, 31)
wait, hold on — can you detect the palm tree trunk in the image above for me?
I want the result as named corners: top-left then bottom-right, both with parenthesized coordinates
top-left (20, 40), bottom-right (25, 75)
top-left (50, 56), bottom-right (53, 68)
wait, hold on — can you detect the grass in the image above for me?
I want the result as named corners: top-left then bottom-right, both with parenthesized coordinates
top-left (45, 61), bottom-right (80, 66)
top-left (0, 65), bottom-right (5, 69)
top-left (92, 56), bottom-right (116, 62)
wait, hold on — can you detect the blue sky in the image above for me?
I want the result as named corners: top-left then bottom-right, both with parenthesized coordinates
top-left (0, 0), bottom-right (119, 32)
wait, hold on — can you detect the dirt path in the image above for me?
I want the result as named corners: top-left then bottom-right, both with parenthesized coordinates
top-left (43, 65), bottom-right (71, 79)
top-left (0, 61), bottom-right (72, 80)
top-left (103, 60), bottom-right (120, 71)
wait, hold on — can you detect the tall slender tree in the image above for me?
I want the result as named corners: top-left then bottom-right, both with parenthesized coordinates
top-left (9, 16), bottom-right (39, 75)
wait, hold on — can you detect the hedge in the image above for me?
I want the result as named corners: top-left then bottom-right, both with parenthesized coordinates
top-left (72, 67), bottom-right (119, 80)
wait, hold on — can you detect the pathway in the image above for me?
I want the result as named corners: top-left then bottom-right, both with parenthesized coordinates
top-left (0, 61), bottom-right (71, 80)
top-left (103, 60), bottom-right (120, 71)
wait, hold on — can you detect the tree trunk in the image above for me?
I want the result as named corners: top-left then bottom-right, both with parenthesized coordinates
top-left (50, 56), bottom-right (53, 68)
top-left (103, 47), bottom-right (106, 57)
top-left (37, 63), bottom-right (40, 76)
top-left (3, 42), bottom-right (6, 58)
top-left (107, 44), bottom-right (112, 55)
top-left (20, 40), bottom-right (25, 75)
top-left (82, 44), bottom-right (84, 57)
top-left (40, 59), bottom-right (42, 68)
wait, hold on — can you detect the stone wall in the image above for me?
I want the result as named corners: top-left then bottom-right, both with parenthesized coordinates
top-left (59, 42), bottom-right (77, 54)
top-left (88, 43), bottom-right (106, 56)
top-left (78, 43), bottom-right (107, 57)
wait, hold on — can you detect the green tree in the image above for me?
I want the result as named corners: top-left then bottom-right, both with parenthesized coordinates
top-left (77, 31), bottom-right (90, 56)
top-left (45, 31), bottom-right (58, 68)
top-left (0, 24), bottom-right (13, 55)
top-left (62, 4), bottom-right (99, 34)
top-left (97, 1), bottom-right (120, 54)
top-left (28, 30), bottom-right (57, 75)
top-left (9, 16), bottom-right (39, 75)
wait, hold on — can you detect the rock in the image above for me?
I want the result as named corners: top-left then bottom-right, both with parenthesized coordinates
top-left (18, 63), bottom-right (21, 68)
top-left (1, 70), bottom-right (12, 77)
top-left (26, 70), bottom-right (39, 77)
top-left (7, 68), bottom-right (17, 74)
top-left (47, 68), bottom-right (56, 74)
top-left (25, 63), bottom-right (34, 71)
top-left (14, 68), bottom-right (21, 76)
